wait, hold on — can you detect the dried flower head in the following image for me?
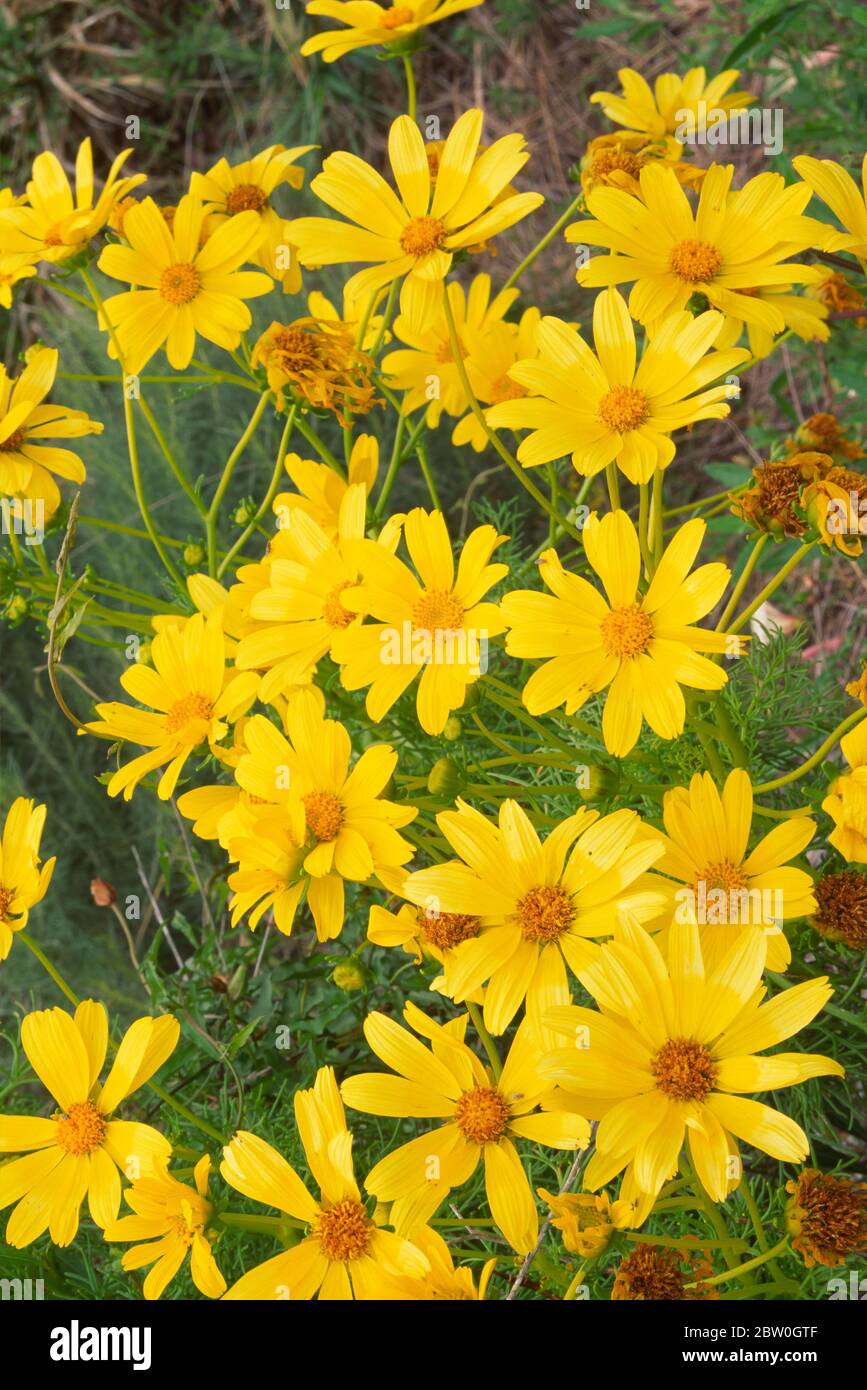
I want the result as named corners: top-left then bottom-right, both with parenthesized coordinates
top-left (251, 317), bottom-right (380, 424)
top-left (786, 1169), bottom-right (867, 1268)
top-left (812, 868), bottom-right (867, 949)
top-left (611, 1244), bottom-right (718, 1300)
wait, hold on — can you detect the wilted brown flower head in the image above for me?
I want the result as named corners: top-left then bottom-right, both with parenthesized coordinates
top-left (251, 317), bottom-right (380, 424)
top-left (786, 1169), bottom-right (867, 1268)
top-left (812, 868), bottom-right (867, 949)
top-left (611, 1244), bottom-right (718, 1300)
top-left (731, 452), bottom-right (832, 537)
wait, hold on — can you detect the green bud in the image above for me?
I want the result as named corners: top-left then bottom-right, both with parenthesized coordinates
top-left (574, 763), bottom-right (619, 802)
top-left (442, 715), bottom-right (462, 741)
top-left (332, 959), bottom-right (369, 992)
top-left (4, 593), bottom-right (28, 622)
top-left (183, 541), bottom-right (205, 568)
top-left (427, 756), bottom-right (464, 800)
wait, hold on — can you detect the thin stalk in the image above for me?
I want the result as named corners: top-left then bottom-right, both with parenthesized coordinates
top-left (467, 1002), bottom-right (502, 1081)
top-left (753, 708), bottom-right (867, 793)
top-left (206, 391), bottom-right (271, 576)
top-left (502, 191), bottom-right (584, 292)
top-left (715, 533), bottom-right (770, 631)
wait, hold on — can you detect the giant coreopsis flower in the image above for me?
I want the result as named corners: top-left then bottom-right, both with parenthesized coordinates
top-left (104, 1155), bottom-right (225, 1301)
top-left (0, 797), bottom-right (55, 961)
top-left (342, 1003), bottom-right (590, 1253)
top-left (221, 1066), bottom-right (428, 1299)
top-left (0, 138), bottom-right (144, 262)
top-left (589, 66), bottom-right (753, 141)
top-left (300, 0), bottom-right (485, 63)
top-left (793, 154), bottom-right (867, 265)
top-left (96, 195), bottom-right (272, 373)
top-left (0, 1001), bottom-right (178, 1246)
top-left (402, 798), bottom-right (668, 1034)
top-left (487, 288), bottom-right (747, 483)
top-left (289, 110), bottom-right (543, 320)
top-left (541, 917), bottom-right (843, 1210)
top-left (567, 165), bottom-right (828, 332)
top-left (500, 510), bottom-right (736, 756)
top-left (0, 347), bottom-right (103, 517)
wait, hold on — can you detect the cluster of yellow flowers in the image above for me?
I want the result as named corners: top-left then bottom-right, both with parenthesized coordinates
top-left (2, 0), bottom-right (867, 1300)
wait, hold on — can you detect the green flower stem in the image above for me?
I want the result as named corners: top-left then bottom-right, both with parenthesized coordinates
top-left (482, 683), bottom-right (575, 756)
top-left (189, 358), bottom-right (261, 393)
top-left (467, 1002), bottom-right (502, 1081)
top-left (18, 931), bottom-right (227, 1144)
top-left (417, 440), bottom-right (441, 509)
top-left (753, 708), bottom-right (867, 793)
top-left (402, 53), bottom-right (417, 121)
top-left (502, 191), bottom-right (584, 292)
top-left (78, 514), bottom-right (187, 548)
top-left (681, 1154), bottom-right (738, 1270)
top-left (79, 268), bottom-right (184, 588)
top-left (650, 468), bottom-right (664, 572)
top-left (374, 402), bottom-right (407, 520)
top-left (687, 714), bottom-right (727, 780)
top-left (40, 277), bottom-right (94, 311)
top-left (138, 397), bottom-right (207, 516)
top-left (217, 1211), bottom-right (305, 1233)
top-left (715, 533), bottom-right (770, 631)
top-left (206, 391), bottom-right (272, 576)
top-left (688, 1235), bottom-right (790, 1289)
top-left (725, 542), bottom-right (815, 637)
top-left (294, 414), bottom-right (343, 472)
top-left (432, 1217), bottom-right (497, 1228)
top-left (605, 463), bottom-right (621, 512)
top-left (441, 288), bottom-right (585, 544)
top-left (739, 1174), bottom-right (784, 1285)
top-left (218, 405), bottom-right (297, 578)
top-left (664, 483), bottom-right (748, 519)
top-left (707, 697), bottom-right (749, 769)
top-left (368, 278), bottom-right (399, 359)
top-left (638, 481), bottom-right (651, 574)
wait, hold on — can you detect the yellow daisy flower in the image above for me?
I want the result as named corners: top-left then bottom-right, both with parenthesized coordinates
top-left (454, 303), bottom-right (541, 451)
top-left (402, 798), bottom-right (667, 1034)
top-left (652, 768), bottom-right (816, 973)
top-left (500, 511), bottom-right (735, 756)
top-left (86, 611), bottom-right (258, 801)
top-left (306, 287), bottom-right (389, 349)
top-left (793, 154), bottom-right (867, 265)
top-left (0, 797), bottom-right (55, 961)
top-left (0, 1001), bottom-right (178, 1247)
top-left (0, 138), bottom-right (145, 263)
top-left (190, 143), bottom-right (314, 292)
top-left (0, 346), bottom-right (103, 518)
top-left (228, 689), bottom-right (416, 941)
top-left (823, 719), bottom-right (867, 864)
top-left (568, 165), bottom-right (827, 332)
top-left (342, 1003), bottom-right (590, 1254)
top-left (300, 0), bottom-right (485, 64)
top-left (578, 131), bottom-right (705, 198)
top-left (331, 508), bottom-right (508, 736)
top-left (220, 1066), bottom-right (428, 1299)
top-left (589, 66), bottom-right (753, 141)
top-left (538, 1187), bottom-right (628, 1258)
top-left (541, 917), bottom-right (843, 1210)
top-left (486, 289), bottom-right (747, 483)
top-left (367, 862), bottom-right (481, 975)
top-left (96, 194), bottom-right (272, 374)
top-left (289, 110), bottom-right (543, 322)
top-left (273, 434), bottom-right (379, 540)
top-left (380, 272), bottom-right (520, 430)
top-left (713, 285), bottom-right (830, 360)
top-left (378, 1224), bottom-right (495, 1299)
top-left (105, 1154), bottom-right (225, 1300)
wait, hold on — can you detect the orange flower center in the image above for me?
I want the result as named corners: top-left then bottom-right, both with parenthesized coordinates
top-left (165, 693), bottom-right (214, 735)
top-left (0, 884), bottom-right (14, 918)
top-left (454, 1085), bottom-right (510, 1144)
top-left (316, 1198), bottom-right (373, 1262)
top-left (488, 375), bottom-right (526, 404)
top-left (44, 223), bottom-right (65, 248)
top-left (159, 262), bottom-right (202, 305)
top-left (598, 384), bottom-right (649, 433)
top-left (669, 239), bottom-right (723, 284)
top-left (600, 604), bottom-right (654, 658)
top-left (323, 581), bottom-right (355, 629)
top-left (400, 215), bottom-right (448, 258)
top-left (303, 790), bottom-right (343, 842)
top-left (590, 149), bottom-right (644, 181)
top-left (412, 589), bottom-right (464, 633)
top-left (56, 1100), bottom-right (106, 1155)
top-left (0, 426), bottom-right (27, 452)
top-left (517, 883), bottom-right (575, 942)
top-left (167, 1212), bottom-right (201, 1246)
top-left (225, 183), bottom-right (269, 214)
top-left (380, 5), bottom-right (414, 30)
top-left (652, 1038), bottom-right (717, 1102)
top-left (697, 860), bottom-right (748, 894)
top-left (417, 907), bottom-right (480, 950)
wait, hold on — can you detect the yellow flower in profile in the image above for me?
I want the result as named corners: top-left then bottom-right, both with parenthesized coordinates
top-left (96, 194), bottom-right (272, 374)
top-left (653, 769), bottom-right (816, 973)
top-left (228, 689), bottom-right (416, 941)
top-left (542, 917), bottom-right (843, 1210)
top-left (793, 154), bottom-right (867, 265)
top-left (0, 138), bottom-right (144, 262)
top-left (221, 1066), bottom-right (428, 1299)
top-left (0, 255), bottom-right (37, 309)
top-left (487, 289), bottom-right (746, 483)
top-left (501, 511), bottom-right (734, 755)
top-left (300, 0), bottom-right (484, 64)
top-left (589, 66), bottom-right (753, 141)
top-left (0, 797), bottom-right (55, 961)
top-left (273, 434), bottom-right (379, 541)
top-left (579, 131), bottom-right (705, 198)
top-left (331, 508), bottom-right (508, 736)
top-left (568, 166), bottom-right (827, 333)
top-left (846, 663), bottom-right (867, 708)
top-left (0, 1001), bottom-right (178, 1247)
top-left (0, 347), bottom-right (103, 517)
top-left (190, 143), bottom-right (314, 292)
top-left (289, 110), bottom-right (543, 321)
top-left (380, 1225), bottom-right (495, 1300)
top-left (342, 1004), bottom-right (589, 1253)
top-left (86, 611), bottom-right (258, 801)
top-left (713, 285), bottom-right (829, 360)
top-left (823, 719), bottom-right (867, 864)
top-left (538, 1187), bottom-right (628, 1258)
top-left (403, 798), bottom-right (667, 1034)
top-left (105, 1155), bottom-right (225, 1300)
top-left (381, 273), bottom-right (519, 430)
top-left (802, 472), bottom-right (867, 558)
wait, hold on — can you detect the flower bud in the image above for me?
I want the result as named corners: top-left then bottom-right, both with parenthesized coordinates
top-left (442, 715), bottom-right (462, 741)
top-left (331, 959), bottom-right (368, 991)
top-left (427, 756), bottom-right (463, 800)
top-left (90, 877), bottom-right (117, 907)
top-left (183, 542), bottom-right (205, 569)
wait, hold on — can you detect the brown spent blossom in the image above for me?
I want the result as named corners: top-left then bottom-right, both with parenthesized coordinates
top-left (786, 1169), bottom-right (867, 1268)
top-left (731, 452), bottom-right (833, 538)
top-left (89, 877), bottom-right (117, 907)
top-left (786, 413), bottom-right (864, 463)
top-left (251, 317), bottom-right (380, 425)
top-left (611, 1244), bottom-right (719, 1300)
top-left (812, 271), bottom-right (867, 327)
top-left (812, 868), bottom-right (867, 949)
